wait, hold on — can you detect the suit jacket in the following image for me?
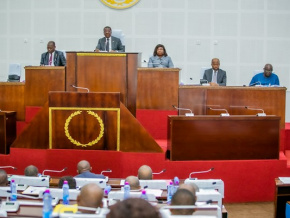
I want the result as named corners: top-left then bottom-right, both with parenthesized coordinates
top-left (74, 171), bottom-right (105, 179)
top-left (40, 50), bottom-right (66, 66)
top-left (203, 68), bottom-right (227, 86)
top-left (96, 36), bottom-right (124, 52)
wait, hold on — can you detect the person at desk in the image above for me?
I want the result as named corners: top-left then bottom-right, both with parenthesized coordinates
top-left (0, 170), bottom-right (8, 186)
top-left (203, 58), bottom-right (227, 86)
top-left (40, 41), bottom-right (66, 66)
top-left (24, 165), bottom-right (39, 177)
top-left (138, 165), bottom-right (153, 180)
top-left (249, 64), bottom-right (280, 86)
top-left (95, 26), bottom-right (124, 52)
top-left (75, 160), bottom-right (105, 179)
top-left (170, 189), bottom-right (196, 215)
top-left (148, 44), bottom-right (174, 68)
top-left (125, 176), bottom-right (141, 190)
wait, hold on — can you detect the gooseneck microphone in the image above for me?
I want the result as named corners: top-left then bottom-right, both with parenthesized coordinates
top-left (152, 169), bottom-right (166, 175)
top-left (42, 167), bottom-right (67, 176)
top-left (0, 166), bottom-right (17, 170)
top-left (100, 169), bottom-right (112, 175)
top-left (245, 106), bottom-right (266, 116)
top-left (208, 107), bottom-right (229, 116)
top-left (172, 105), bottom-right (194, 116)
top-left (71, 85), bottom-right (90, 93)
top-left (189, 167), bottom-right (214, 179)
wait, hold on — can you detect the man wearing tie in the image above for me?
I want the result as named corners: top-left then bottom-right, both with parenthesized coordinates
top-left (95, 26), bottom-right (124, 52)
top-left (40, 41), bottom-right (66, 66)
top-left (203, 58), bottom-right (227, 86)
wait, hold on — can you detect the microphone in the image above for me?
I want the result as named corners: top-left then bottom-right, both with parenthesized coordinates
top-left (71, 84), bottom-right (90, 93)
top-left (245, 106), bottom-right (266, 116)
top-left (42, 167), bottom-right (67, 176)
top-left (249, 81), bottom-right (261, 86)
top-left (208, 107), bottom-right (229, 117)
top-left (172, 105), bottom-right (194, 116)
top-left (0, 166), bottom-right (17, 170)
top-left (189, 167), bottom-right (214, 179)
top-left (100, 169), bottom-right (112, 175)
top-left (152, 169), bottom-right (166, 175)
top-left (200, 79), bottom-right (210, 86)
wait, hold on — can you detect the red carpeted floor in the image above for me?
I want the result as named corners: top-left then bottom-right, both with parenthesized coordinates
top-left (2, 108), bottom-right (290, 203)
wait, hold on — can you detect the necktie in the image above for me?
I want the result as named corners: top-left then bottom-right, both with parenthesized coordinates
top-left (49, 54), bottom-right (52, 66)
top-left (106, 38), bottom-right (109, 52)
top-left (212, 71), bottom-right (217, 83)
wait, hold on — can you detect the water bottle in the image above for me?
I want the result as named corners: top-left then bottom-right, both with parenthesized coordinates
top-left (123, 181), bottom-right (130, 199)
top-left (167, 181), bottom-right (173, 203)
top-left (10, 179), bottom-right (17, 201)
top-left (43, 189), bottom-right (52, 218)
top-left (104, 185), bottom-right (112, 195)
top-left (140, 189), bottom-right (148, 201)
top-left (62, 180), bottom-right (69, 205)
top-left (173, 176), bottom-right (179, 194)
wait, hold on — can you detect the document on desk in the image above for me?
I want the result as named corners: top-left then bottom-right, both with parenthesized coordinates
top-left (22, 186), bottom-right (46, 196)
top-left (279, 177), bottom-right (290, 184)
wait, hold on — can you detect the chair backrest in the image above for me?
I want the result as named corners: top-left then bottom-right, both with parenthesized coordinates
top-left (112, 29), bottom-right (125, 51)
top-left (200, 67), bottom-right (211, 79)
top-left (8, 63), bottom-right (21, 82)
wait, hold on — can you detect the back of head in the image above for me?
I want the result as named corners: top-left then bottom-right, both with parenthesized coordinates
top-left (179, 183), bottom-right (199, 194)
top-left (106, 198), bottom-right (161, 218)
top-left (125, 176), bottom-right (140, 190)
top-left (0, 169), bottom-right (8, 186)
top-left (77, 183), bottom-right (103, 210)
top-left (24, 165), bottom-right (39, 177)
top-left (170, 189), bottom-right (196, 215)
top-left (77, 160), bottom-right (91, 174)
top-left (58, 176), bottom-right (76, 189)
top-left (138, 165), bottom-right (153, 180)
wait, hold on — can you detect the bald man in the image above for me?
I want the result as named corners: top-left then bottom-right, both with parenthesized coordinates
top-left (138, 165), bottom-right (153, 180)
top-left (75, 160), bottom-right (105, 179)
top-left (203, 58), bottom-right (227, 86)
top-left (125, 176), bottom-right (141, 190)
top-left (24, 165), bottom-right (39, 177)
top-left (0, 170), bottom-right (8, 186)
top-left (179, 183), bottom-right (199, 194)
top-left (249, 63), bottom-right (280, 86)
top-left (77, 183), bottom-right (103, 213)
top-left (170, 189), bottom-right (196, 215)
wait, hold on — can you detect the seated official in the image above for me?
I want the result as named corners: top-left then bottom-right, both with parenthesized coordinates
top-left (77, 183), bottom-right (103, 213)
top-left (106, 198), bottom-right (161, 218)
top-left (203, 58), bottom-right (227, 86)
top-left (58, 176), bottom-right (76, 189)
top-left (138, 165), bottom-right (153, 180)
top-left (249, 64), bottom-right (280, 86)
top-left (40, 41), bottom-right (66, 66)
top-left (148, 44), bottom-right (174, 68)
top-left (95, 26), bottom-right (124, 52)
top-left (170, 189), bottom-right (196, 215)
top-left (24, 165), bottom-right (39, 177)
top-left (0, 170), bottom-right (8, 186)
top-left (125, 176), bottom-right (141, 190)
top-left (75, 160), bottom-right (105, 179)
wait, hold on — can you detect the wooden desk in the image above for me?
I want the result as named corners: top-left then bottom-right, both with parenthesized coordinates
top-left (275, 178), bottom-right (290, 218)
top-left (137, 68), bottom-right (180, 110)
top-left (0, 111), bottom-right (16, 154)
top-left (168, 115), bottom-right (280, 161)
top-left (179, 86), bottom-right (286, 129)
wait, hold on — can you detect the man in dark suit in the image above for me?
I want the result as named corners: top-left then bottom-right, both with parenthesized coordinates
top-left (95, 26), bottom-right (124, 52)
top-left (40, 41), bottom-right (66, 66)
top-left (203, 58), bottom-right (227, 86)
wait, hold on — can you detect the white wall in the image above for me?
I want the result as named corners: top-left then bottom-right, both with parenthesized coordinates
top-left (1, 0), bottom-right (290, 120)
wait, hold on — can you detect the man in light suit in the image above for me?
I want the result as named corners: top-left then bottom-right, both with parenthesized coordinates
top-left (203, 58), bottom-right (227, 86)
top-left (95, 26), bottom-right (124, 52)
top-left (40, 41), bottom-right (66, 66)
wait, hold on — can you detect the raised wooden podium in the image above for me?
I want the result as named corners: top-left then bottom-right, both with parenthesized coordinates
top-left (66, 52), bottom-right (140, 116)
top-left (167, 115), bottom-right (280, 161)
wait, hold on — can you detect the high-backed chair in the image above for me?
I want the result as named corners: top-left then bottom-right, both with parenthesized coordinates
top-left (112, 29), bottom-right (125, 52)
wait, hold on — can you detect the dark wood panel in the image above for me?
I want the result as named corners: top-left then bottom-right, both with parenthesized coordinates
top-left (0, 82), bottom-right (25, 120)
top-left (179, 86), bottom-right (286, 128)
top-left (0, 111), bottom-right (16, 154)
top-left (168, 115), bottom-right (280, 161)
top-left (137, 68), bottom-right (180, 110)
top-left (24, 66), bottom-right (66, 106)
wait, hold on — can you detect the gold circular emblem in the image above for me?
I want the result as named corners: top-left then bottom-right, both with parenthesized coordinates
top-left (64, 111), bottom-right (104, 147)
top-left (100, 0), bottom-right (140, 9)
